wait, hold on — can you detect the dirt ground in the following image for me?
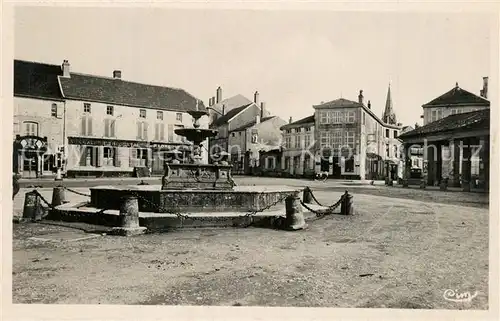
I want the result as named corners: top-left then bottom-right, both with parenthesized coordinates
top-left (11, 184), bottom-right (489, 309)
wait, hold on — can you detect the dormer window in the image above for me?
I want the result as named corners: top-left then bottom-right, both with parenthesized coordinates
top-left (157, 111), bottom-right (163, 120)
top-left (176, 113), bottom-right (183, 122)
top-left (83, 103), bottom-right (91, 113)
top-left (139, 109), bottom-right (146, 118)
top-left (107, 106), bottom-right (114, 116)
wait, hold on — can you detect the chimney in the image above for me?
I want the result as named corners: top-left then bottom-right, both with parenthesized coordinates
top-left (260, 102), bottom-right (265, 118)
top-left (216, 87), bottom-right (222, 103)
top-left (61, 60), bottom-right (70, 78)
top-left (211, 96), bottom-right (216, 106)
top-left (367, 100), bottom-right (371, 109)
top-left (480, 76), bottom-right (488, 99)
top-left (256, 114), bottom-right (261, 124)
top-left (113, 70), bottom-right (121, 79)
top-left (208, 97), bottom-right (213, 106)
top-left (254, 91), bottom-right (260, 104)
top-left (358, 90), bottom-right (364, 104)
top-left (289, 117), bottom-right (293, 124)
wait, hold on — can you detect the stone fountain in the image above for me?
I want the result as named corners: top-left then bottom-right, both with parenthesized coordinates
top-left (49, 104), bottom-right (324, 233)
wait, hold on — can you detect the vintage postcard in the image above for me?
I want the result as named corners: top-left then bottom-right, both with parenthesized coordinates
top-left (1, 1), bottom-right (498, 321)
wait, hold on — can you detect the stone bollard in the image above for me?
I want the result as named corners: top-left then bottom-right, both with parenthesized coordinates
top-left (18, 191), bottom-right (39, 223)
top-left (302, 187), bottom-right (313, 204)
top-left (283, 193), bottom-right (307, 231)
top-left (51, 186), bottom-right (67, 207)
top-left (402, 179), bottom-right (409, 188)
top-left (439, 179), bottom-right (448, 191)
top-left (340, 191), bottom-right (354, 215)
top-left (420, 179), bottom-right (426, 189)
top-left (112, 195), bottom-right (147, 236)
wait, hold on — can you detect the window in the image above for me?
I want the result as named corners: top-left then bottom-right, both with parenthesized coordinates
top-left (362, 112), bottom-right (365, 125)
top-left (139, 109), bottom-right (146, 118)
top-left (304, 135), bottom-right (311, 148)
top-left (330, 111), bottom-right (344, 124)
top-left (157, 111), bottom-right (163, 120)
top-left (176, 113), bottom-right (183, 122)
top-left (345, 131), bottom-right (355, 149)
top-left (104, 119), bottom-right (116, 137)
top-left (386, 143), bottom-right (390, 157)
top-left (137, 121), bottom-right (148, 140)
top-left (431, 109), bottom-right (443, 122)
top-left (81, 146), bottom-right (98, 167)
top-left (294, 135), bottom-right (302, 149)
top-left (393, 145), bottom-right (398, 158)
top-left (106, 106), bottom-right (114, 116)
top-left (331, 130), bottom-right (342, 148)
top-left (239, 132), bottom-right (242, 136)
top-left (81, 116), bottom-right (93, 136)
top-left (286, 129), bottom-right (291, 134)
top-left (23, 121), bottom-right (38, 136)
top-left (305, 127), bottom-right (311, 132)
top-left (84, 103), bottom-right (91, 113)
top-left (320, 132), bottom-right (330, 148)
top-left (285, 136), bottom-right (292, 148)
top-left (231, 133), bottom-right (235, 137)
top-left (154, 123), bottom-right (165, 141)
top-left (252, 134), bottom-right (258, 144)
top-left (51, 104), bottom-right (57, 117)
top-left (135, 148), bottom-right (148, 167)
top-left (385, 129), bottom-right (390, 138)
top-left (346, 111), bottom-right (355, 123)
top-left (103, 147), bottom-right (115, 166)
top-left (394, 130), bottom-right (398, 138)
top-left (320, 112), bottom-right (327, 124)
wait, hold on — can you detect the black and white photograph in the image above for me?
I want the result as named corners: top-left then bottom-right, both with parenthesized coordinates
top-left (1, 2), bottom-right (498, 320)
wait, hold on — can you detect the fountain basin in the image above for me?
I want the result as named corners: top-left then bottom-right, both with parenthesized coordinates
top-left (90, 185), bottom-right (302, 213)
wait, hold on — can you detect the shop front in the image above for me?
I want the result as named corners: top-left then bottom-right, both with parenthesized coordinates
top-left (13, 135), bottom-right (50, 178)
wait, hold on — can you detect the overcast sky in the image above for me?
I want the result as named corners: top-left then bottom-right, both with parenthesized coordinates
top-left (15, 7), bottom-right (493, 126)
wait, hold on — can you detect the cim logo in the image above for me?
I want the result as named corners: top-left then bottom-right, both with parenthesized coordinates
top-left (443, 289), bottom-right (478, 303)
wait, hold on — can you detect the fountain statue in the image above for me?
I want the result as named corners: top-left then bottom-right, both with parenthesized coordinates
top-left (161, 107), bottom-right (235, 190)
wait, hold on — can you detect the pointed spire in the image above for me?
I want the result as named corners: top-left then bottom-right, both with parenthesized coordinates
top-left (383, 83), bottom-right (397, 125)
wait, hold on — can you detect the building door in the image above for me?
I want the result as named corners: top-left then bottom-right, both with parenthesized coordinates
top-left (22, 156), bottom-right (38, 178)
top-left (332, 157), bottom-right (341, 178)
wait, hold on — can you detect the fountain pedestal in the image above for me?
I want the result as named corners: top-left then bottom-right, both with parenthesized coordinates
top-left (162, 163), bottom-right (234, 190)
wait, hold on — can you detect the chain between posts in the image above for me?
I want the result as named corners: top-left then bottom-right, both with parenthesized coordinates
top-left (300, 191), bottom-right (346, 218)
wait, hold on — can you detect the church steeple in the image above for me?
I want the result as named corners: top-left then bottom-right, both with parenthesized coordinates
top-left (383, 83), bottom-right (397, 125)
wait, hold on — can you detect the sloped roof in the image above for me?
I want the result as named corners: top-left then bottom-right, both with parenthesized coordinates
top-left (230, 116), bottom-right (276, 132)
top-left (399, 109), bottom-right (489, 139)
top-left (58, 73), bottom-right (205, 112)
top-left (14, 60), bottom-right (64, 100)
top-left (280, 115), bottom-right (315, 130)
top-left (209, 94), bottom-right (254, 114)
top-left (422, 85), bottom-right (490, 107)
top-left (313, 98), bottom-right (362, 109)
top-left (210, 103), bottom-right (252, 128)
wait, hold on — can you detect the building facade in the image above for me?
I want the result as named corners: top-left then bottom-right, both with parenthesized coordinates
top-left (279, 88), bottom-right (402, 180)
top-left (402, 78), bottom-right (490, 188)
top-left (13, 59), bottom-right (207, 178)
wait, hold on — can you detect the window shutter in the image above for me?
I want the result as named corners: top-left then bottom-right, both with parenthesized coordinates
top-left (137, 122), bottom-right (142, 140)
top-left (81, 117), bottom-right (87, 136)
top-left (160, 124), bottom-right (165, 141)
top-left (114, 147), bottom-right (121, 167)
top-left (104, 119), bottom-right (109, 137)
top-left (96, 147), bottom-right (103, 167)
top-left (79, 146), bottom-right (87, 166)
top-left (147, 148), bottom-right (153, 168)
top-left (110, 120), bottom-right (116, 137)
top-left (57, 104), bottom-right (63, 118)
top-left (88, 117), bottom-right (93, 136)
top-left (168, 124), bottom-right (173, 142)
top-left (155, 123), bottom-right (159, 140)
top-left (143, 123), bottom-right (149, 140)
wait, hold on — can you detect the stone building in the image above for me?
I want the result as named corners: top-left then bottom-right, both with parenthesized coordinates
top-left (278, 87), bottom-right (403, 180)
top-left (13, 59), bottom-right (207, 178)
top-left (400, 78), bottom-right (490, 190)
top-left (280, 115), bottom-right (316, 177)
top-left (207, 89), bottom-right (281, 174)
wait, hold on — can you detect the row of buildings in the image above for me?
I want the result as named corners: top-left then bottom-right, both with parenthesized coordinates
top-left (12, 58), bottom-right (491, 190)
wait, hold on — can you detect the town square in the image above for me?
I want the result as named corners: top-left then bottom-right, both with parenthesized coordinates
top-left (3, 4), bottom-right (496, 318)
